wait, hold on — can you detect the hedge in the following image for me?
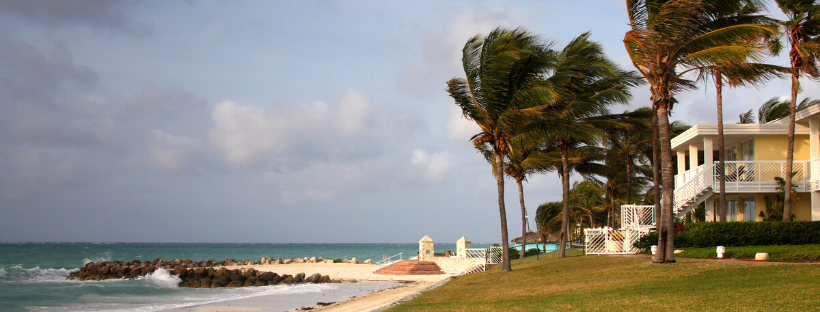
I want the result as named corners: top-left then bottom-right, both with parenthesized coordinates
top-left (677, 221), bottom-right (820, 247)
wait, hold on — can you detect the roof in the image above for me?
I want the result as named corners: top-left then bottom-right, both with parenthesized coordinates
top-left (671, 123), bottom-right (810, 152)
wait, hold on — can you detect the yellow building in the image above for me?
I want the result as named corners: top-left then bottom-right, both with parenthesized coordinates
top-left (671, 105), bottom-right (820, 221)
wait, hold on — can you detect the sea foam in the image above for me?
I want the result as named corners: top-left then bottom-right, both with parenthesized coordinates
top-left (144, 268), bottom-right (181, 288)
top-left (0, 265), bottom-right (75, 282)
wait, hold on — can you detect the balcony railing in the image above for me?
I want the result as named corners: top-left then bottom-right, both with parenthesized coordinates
top-left (674, 160), bottom-right (813, 193)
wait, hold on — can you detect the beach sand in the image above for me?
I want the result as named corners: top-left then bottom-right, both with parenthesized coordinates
top-left (163, 263), bottom-right (452, 312)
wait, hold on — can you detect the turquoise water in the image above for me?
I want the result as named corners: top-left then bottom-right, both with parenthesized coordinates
top-left (0, 242), bottom-right (494, 311)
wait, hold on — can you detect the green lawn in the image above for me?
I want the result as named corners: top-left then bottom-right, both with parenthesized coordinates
top-left (676, 244), bottom-right (820, 262)
top-left (387, 249), bottom-right (820, 311)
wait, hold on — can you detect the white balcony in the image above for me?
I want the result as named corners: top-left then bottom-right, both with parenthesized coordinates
top-left (674, 160), bottom-right (815, 194)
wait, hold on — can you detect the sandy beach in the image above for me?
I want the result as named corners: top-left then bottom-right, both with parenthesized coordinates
top-left (163, 262), bottom-right (452, 312)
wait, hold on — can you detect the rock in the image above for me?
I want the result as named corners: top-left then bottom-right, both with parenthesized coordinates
top-left (243, 268), bottom-right (256, 278)
top-left (294, 272), bottom-right (305, 283)
top-left (212, 276), bottom-right (230, 287)
top-left (342, 259), bottom-right (350, 263)
top-left (294, 258), bottom-right (304, 264)
top-left (320, 275), bottom-right (331, 283)
top-left (281, 275), bottom-right (294, 284)
top-left (325, 260), bottom-right (334, 264)
top-left (673, 250), bottom-right (684, 254)
top-left (306, 273), bottom-right (322, 283)
top-left (230, 273), bottom-right (245, 283)
top-left (309, 257), bottom-right (317, 263)
top-left (317, 257), bottom-right (324, 262)
top-left (283, 259), bottom-right (293, 264)
top-left (258, 272), bottom-right (276, 282)
top-left (755, 252), bottom-right (770, 261)
top-left (214, 268), bottom-right (228, 277)
top-left (200, 277), bottom-right (211, 288)
top-left (364, 259), bottom-right (372, 264)
top-left (173, 266), bottom-right (185, 276)
top-left (351, 258), bottom-right (357, 264)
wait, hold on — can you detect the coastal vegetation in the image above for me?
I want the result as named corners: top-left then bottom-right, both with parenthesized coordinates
top-left (449, 0), bottom-right (820, 272)
top-left (386, 251), bottom-right (820, 311)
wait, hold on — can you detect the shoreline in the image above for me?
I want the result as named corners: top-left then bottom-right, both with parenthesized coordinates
top-left (162, 262), bottom-right (452, 312)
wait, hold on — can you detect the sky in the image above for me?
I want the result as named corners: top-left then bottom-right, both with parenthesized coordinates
top-left (1, 0), bottom-right (818, 244)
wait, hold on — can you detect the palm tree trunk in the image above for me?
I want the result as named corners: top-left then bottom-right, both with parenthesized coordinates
top-left (517, 178), bottom-right (527, 259)
top-left (784, 72), bottom-right (798, 221)
top-left (652, 108), bottom-right (661, 231)
top-left (656, 102), bottom-right (676, 263)
top-left (626, 160), bottom-right (632, 205)
top-left (494, 152), bottom-right (512, 271)
top-left (716, 74), bottom-right (727, 222)
top-left (557, 144), bottom-right (571, 258)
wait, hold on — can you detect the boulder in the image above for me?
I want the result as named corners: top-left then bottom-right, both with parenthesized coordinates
top-left (294, 272), bottom-right (305, 283)
top-left (242, 268), bottom-right (256, 278)
top-left (212, 275), bottom-right (230, 287)
top-left (258, 272), bottom-right (276, 282)
top-left (306, 273), bottom-right (322, 283)
top-left (755, 252), bottom-right (770, 261)
top-left (364, 259), bottom-right (372, 264)
top-left (308, 257), bottom-right (317, 263)
top-left (320, 275), bottom-right (331, 283)
top-left (282, 259), bottom-right (293, 264)
top-left (294, 258), bottom-right (304, 264)
top-left (317, 257), bottom-right (324, 262)
top-left (230, 273), bottom-right (245, 283)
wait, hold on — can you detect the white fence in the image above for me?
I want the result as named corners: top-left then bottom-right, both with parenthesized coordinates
top-left (584, 228), bottom-right (644, 255)
top-left (585, 205), bottom-right (655, 255)
top-left (452, 247), bottom-right (502, 275)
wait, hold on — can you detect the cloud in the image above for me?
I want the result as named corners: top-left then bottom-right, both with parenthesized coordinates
top-left (0, 0), bottom-right (151, 35)
top-left (396, 5), bottom-right (526, 98)
top-left (149, 130), bottom-right (200, 173)
top-left (209, 89), bottom-right (380, 167)
top-left (410, 149), bottom-right (452, 182)
top-left (446, 105), bottom-right (481, 142)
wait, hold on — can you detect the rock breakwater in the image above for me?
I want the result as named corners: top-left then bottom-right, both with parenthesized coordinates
top-left (66, 258), bottom-right (334, 288)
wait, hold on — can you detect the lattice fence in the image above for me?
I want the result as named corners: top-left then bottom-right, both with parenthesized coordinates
top-left (621, 205), bottom-right (655, 230)
top-left (454, 247), bottom-right (503, 275)
top-left (584, 228), bottom-right (644, 255)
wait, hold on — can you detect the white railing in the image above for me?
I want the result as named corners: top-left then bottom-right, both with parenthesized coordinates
top-left (717, 161), bottom-right (810, 192)
top-left (456, 247), bottom-right (502, 275)
top-left (812, 158), bottom-right (820, 191)
top-left (584, 227), bottom-right (645, 255)
top-left (675, 164), bottom-right (706, 188)
top-left (674, 164), bottom-right (714, 213)
top-left (621, 205), bottom-right (655, 230)
top-left (376, 253), bottom-right (403, 266)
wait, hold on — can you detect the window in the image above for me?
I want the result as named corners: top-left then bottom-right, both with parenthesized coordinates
top-left (727, 199), bottom-right (738, 222)
top-left (726, 146), bottom-right (738, 161)
top-left (743, 196), bottom-right (756, 221)
top-left (740, 139), bottom-right (755, 161)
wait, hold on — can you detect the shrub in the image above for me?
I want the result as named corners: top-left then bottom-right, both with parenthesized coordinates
top-left (684, 221), bottom-right (820, 247)
top-left (333, 258), bottom-right (344, 263)
top-left (634, 232), bottom-right (658, 250)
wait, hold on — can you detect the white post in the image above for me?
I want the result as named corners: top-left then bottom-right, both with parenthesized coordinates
top-left (704, 137), bottom-right (714, 185)
top-left (689, 144), bottom-right (699, 171)
top-left (677, 150), bottom-right (686, 176)
top-left (705, 196), bottom-right (715, 222)
top-left (811, 118), bottom-right (820, 220)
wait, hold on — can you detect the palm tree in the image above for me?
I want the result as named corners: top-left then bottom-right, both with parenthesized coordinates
top-left (447, 27), bottom-right (551, 272)
top-left (502, 140), bottom-right (554, 259)
top-left (570, 180), bottom-right (606, 232)
top-left (624, 0), bottom-right (777, 262)
top-left (759, 97), bottom-right (819, 123)
top-left (522, 32), bottom-right (641, 258)
top-left (773, 0), bottom-right (820, 220)
top-left (535, 201), bottom-right (562, 251)
top-left (739, 109), bottom-right (756, 123)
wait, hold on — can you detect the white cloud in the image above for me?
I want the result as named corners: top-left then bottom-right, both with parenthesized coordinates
top-left (334, 89), bottom-right (375, 138)
top-left (209, 100), bottom-right (282, 166)
top-left (410, 148), bottom-right (452, 182)
top-left (209, 89), bottom-right (379, 166)
top-left (149, 130), bottom-right (200, 173)
top-left (446, 105), bottom-right (480, 142)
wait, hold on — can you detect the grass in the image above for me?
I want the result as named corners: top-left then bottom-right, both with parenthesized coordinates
top-left (386, 248), bottom-right (820, 311)
top-left (676, 244), bottom-right (820, 262)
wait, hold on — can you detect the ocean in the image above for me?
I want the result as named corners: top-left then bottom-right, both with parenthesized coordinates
top-left (0, 242), bottom-right (500, 311)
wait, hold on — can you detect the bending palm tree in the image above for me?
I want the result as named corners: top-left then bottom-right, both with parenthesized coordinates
top-left (624, 0), bottom-right (777, 262)
top-left (773, 0), bottom-right (820, 220)
top-left (447, 27), bottom-right (551, 272)
top-left (522, 32), bottom-right (641, 258)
